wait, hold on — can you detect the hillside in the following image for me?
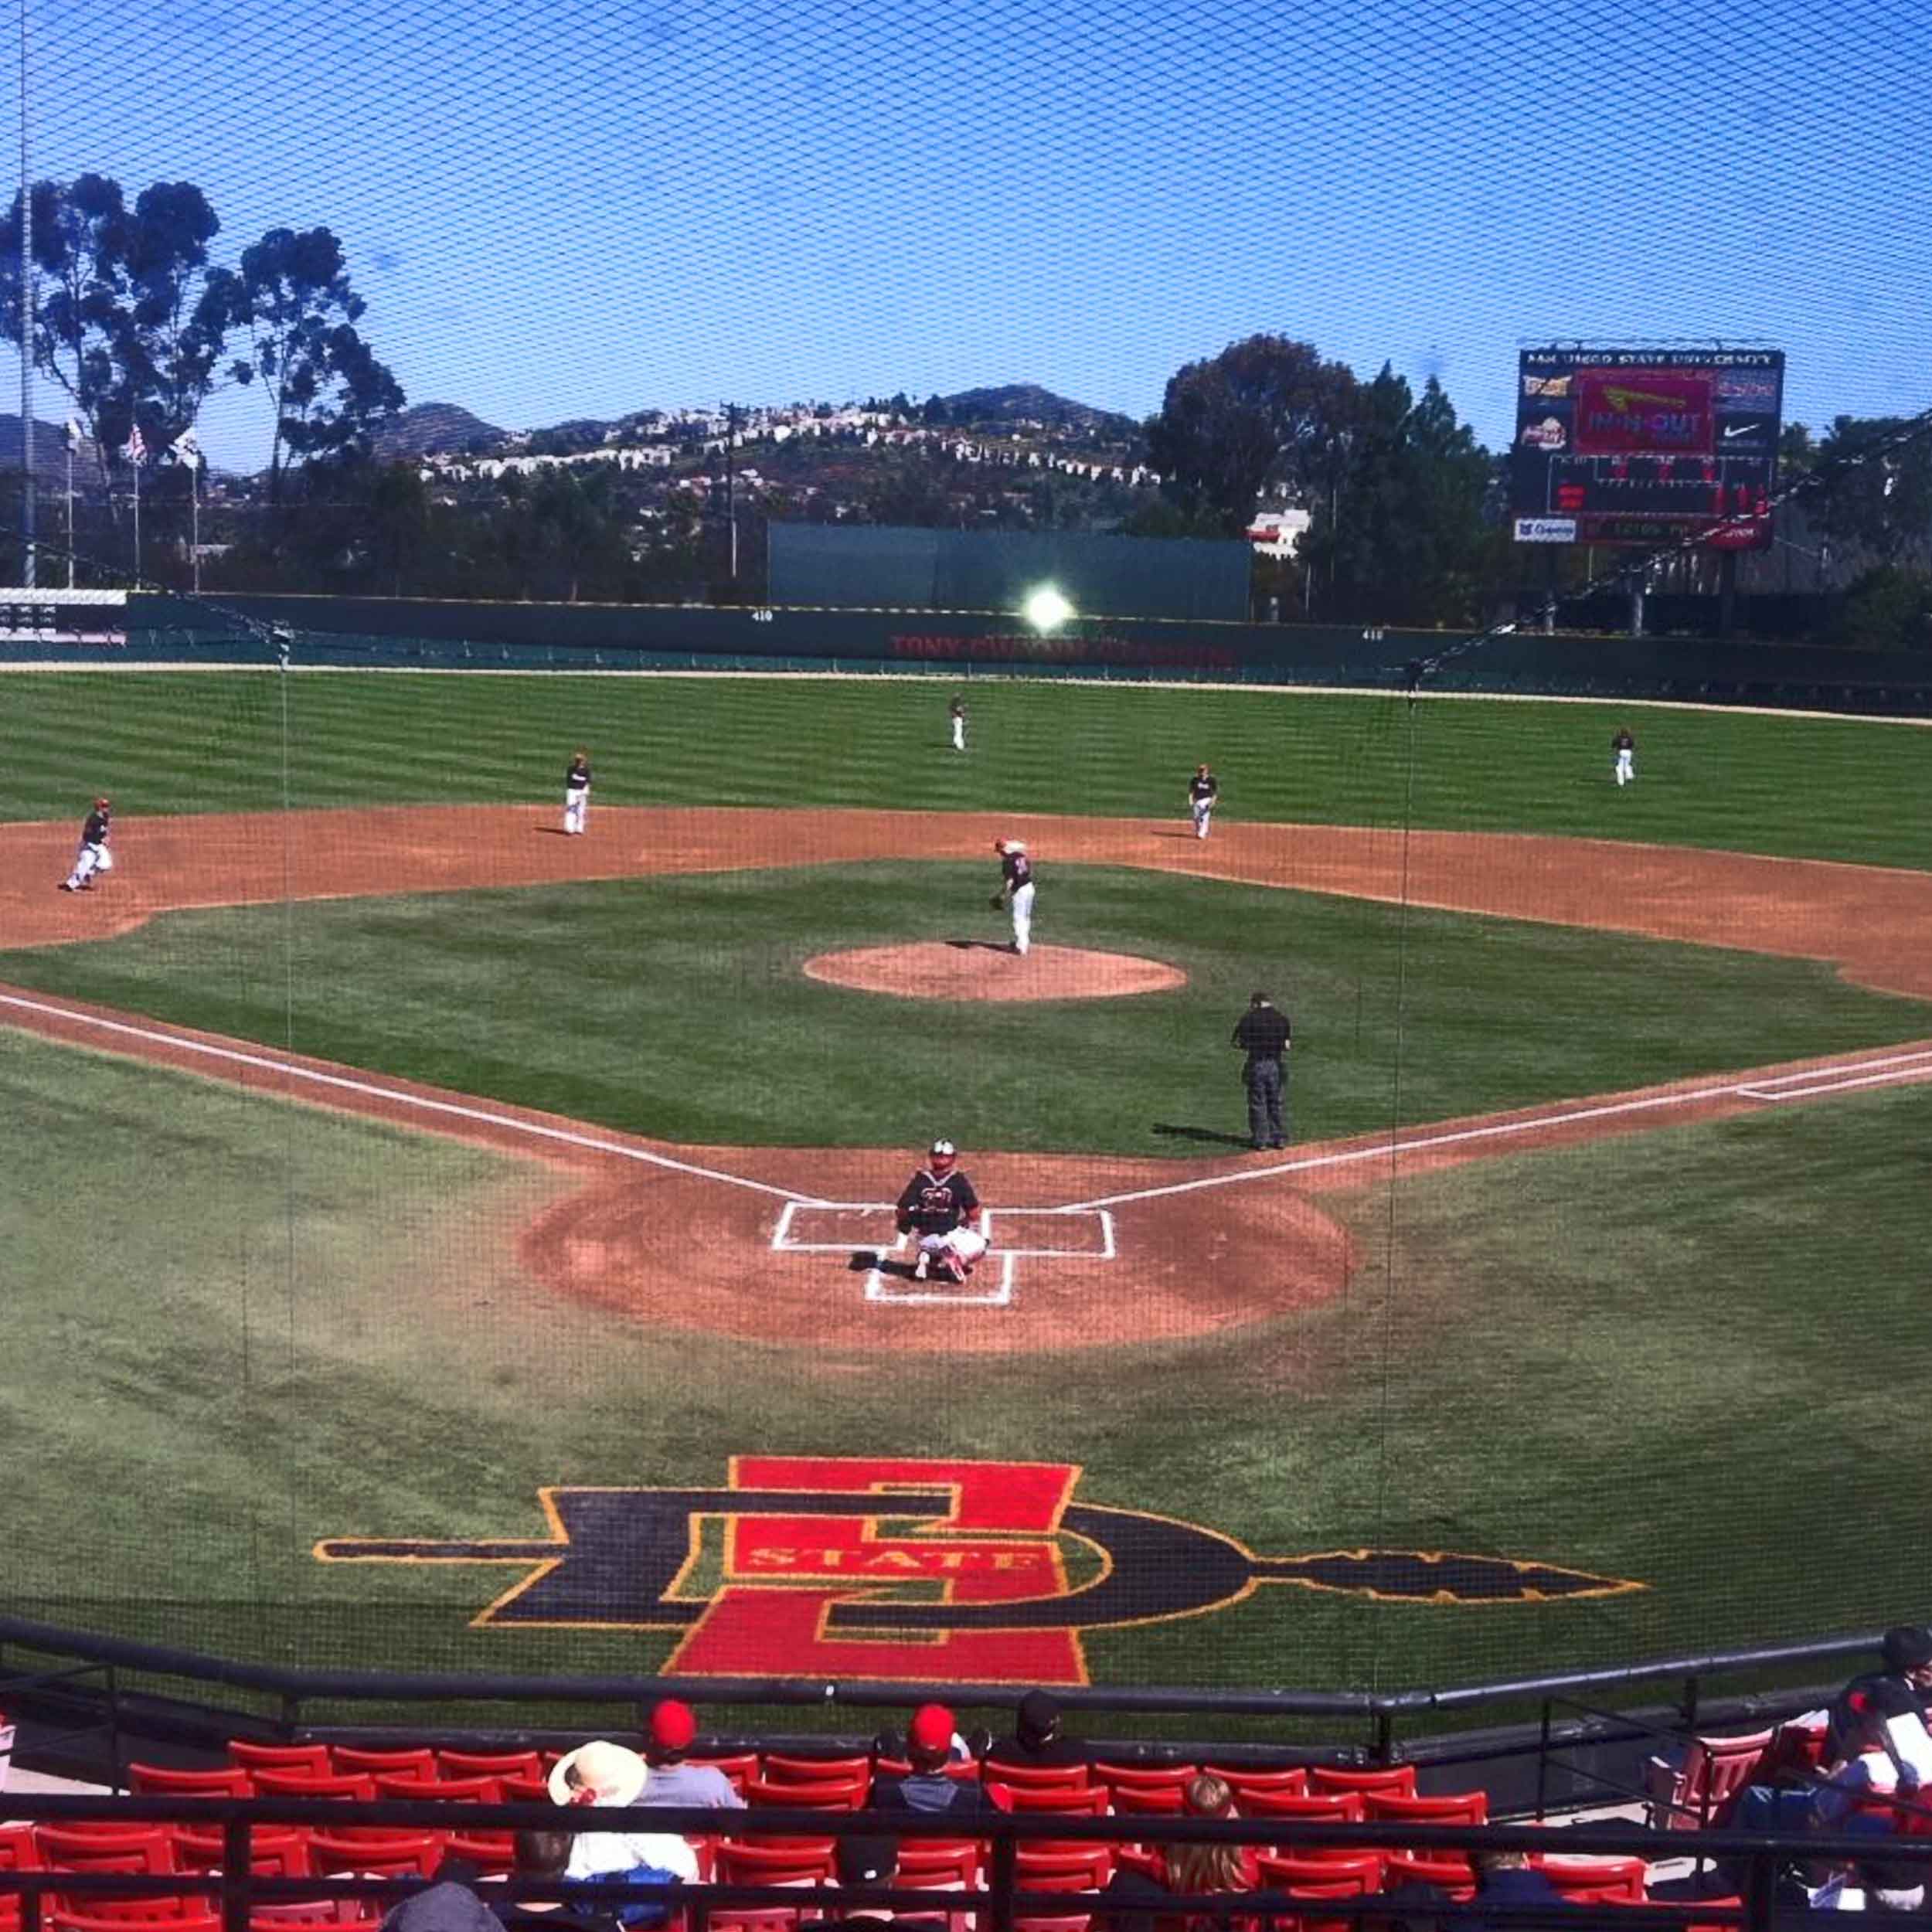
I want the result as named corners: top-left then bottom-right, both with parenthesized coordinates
top-left (372, 403), bottom-right (507, 459)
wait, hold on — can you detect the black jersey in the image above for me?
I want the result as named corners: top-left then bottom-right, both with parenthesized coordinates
top-left (896, 1166), bottom-right (981, 1235)
top-left (1189, 771), bottom-right (1219, 803)
top-left (1612, 731), bottom-right (1634, 752)
top-left (1001, 849), bottom-right (1032, 890)
top-left (1233, 1004), bottom-right (1291, 1060)
top-left (82, 807), bottom-right (111, 845)
top-left (566, 758), bottom-right (592, 789)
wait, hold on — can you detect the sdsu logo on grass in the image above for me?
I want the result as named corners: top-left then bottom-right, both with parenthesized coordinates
top-left (316, 1455), bottom-right (1641, 1683)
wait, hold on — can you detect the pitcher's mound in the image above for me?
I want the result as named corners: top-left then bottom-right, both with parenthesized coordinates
top-left (804, 941), bottom-right (1186, 1002)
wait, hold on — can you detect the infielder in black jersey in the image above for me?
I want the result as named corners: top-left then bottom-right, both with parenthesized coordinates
top-left (992, 838), bottom-right (1035, 955)
top-left (1188, 764), bottom-right (1219, 840)
top-left (61, 797), bottom-right (114, 893)
top-left (563, 750), bottom-right (593, 835)
top-left (893, 1139), bottom-right (989, 1282)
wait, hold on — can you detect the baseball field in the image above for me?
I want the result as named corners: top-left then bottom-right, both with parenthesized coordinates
top-left (2, 664), bottom-right (1930, 1704)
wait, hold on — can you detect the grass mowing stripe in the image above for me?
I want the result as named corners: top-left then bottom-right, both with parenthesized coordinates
top-left (3, 673), bottom-right (1930, 868)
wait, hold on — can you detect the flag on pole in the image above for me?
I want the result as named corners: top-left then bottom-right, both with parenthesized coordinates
top-left (64, 418), bottom-right (83, 451)
top-left (122, 425), bottom-right (147, 464)
top-left (165, 428), bottom-right (204, 471)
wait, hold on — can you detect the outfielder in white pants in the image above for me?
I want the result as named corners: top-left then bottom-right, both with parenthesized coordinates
top-left (563, 750), bottom-right (593, 834)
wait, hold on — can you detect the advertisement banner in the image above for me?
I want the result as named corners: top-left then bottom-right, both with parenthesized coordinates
top-left (1573, 367), bottom-right (1716, 454)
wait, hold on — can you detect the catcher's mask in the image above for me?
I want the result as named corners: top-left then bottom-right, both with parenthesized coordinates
top-left (929, 1138), bottom-right (957, 1175)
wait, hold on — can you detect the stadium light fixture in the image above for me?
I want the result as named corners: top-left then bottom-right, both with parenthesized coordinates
top-left (1023, 585), bottom-right (1073, 631)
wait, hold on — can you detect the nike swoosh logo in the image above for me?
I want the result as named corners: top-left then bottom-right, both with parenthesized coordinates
top-left (1723, 423), bottom-right (1757, 439)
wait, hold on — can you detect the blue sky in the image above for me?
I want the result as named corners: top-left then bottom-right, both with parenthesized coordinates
top-left (14, 0), bottom-right (1932, 470)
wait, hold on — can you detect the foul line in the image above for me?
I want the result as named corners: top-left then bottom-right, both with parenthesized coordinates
top-left (1062, 1046), bottom-right (1932, 1212)
top-left (0, 989), bottom-right (814, 1205)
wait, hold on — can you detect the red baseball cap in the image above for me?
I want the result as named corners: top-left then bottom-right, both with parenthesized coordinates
top-left (648, 1698), bottom-right (697, 1750)
top-left (908, 1702), bottom-right (955, 1753)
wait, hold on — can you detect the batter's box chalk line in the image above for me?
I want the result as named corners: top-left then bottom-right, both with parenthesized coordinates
top-left (769, 1202), bottom-right (1116, 1309)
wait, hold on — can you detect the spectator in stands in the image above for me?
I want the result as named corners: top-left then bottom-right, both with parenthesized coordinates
top-left (547, 1740), bottom-right (701, 1888)
top-left (1158, 1774), bottom-right (1260, 1930)
top-left (379, 1877), bottom-right (505, 1932)
top-left (1728, 1681), bottom-right (1921, 1889)
top-left (985, 1689), bottom-right (1087, 1770)
top-left (1828, 1627), bottom-right (1932, 1770)
top-left (798, 1834), bottom-right (938, 1931)
top-left (1470, 1848), bottom-right (1566, 1922)
top-left (636, 1698), bottom-right (745, 1809)
top-left (869, 1703), bottom-right (1005, 1816)
top-left (493, 1832), bottom-right (621, 1932)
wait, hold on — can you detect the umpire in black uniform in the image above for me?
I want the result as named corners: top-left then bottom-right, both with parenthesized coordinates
top-left (1231, 991), bottom-right (1291, 1150)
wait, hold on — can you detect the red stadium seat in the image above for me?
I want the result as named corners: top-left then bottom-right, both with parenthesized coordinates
top-left (1378, 1849), bottom-right (1475, 1899)
top-left (1011, 1919), bottom-right (1091, 1932)
top-left (374, 1773), bottom-right (502, 1804)
top-left (1092, 1763), bottom-right (1197, 1800)
top-left (707, 1914), bottom-right (802, 1932)
top-left (1014, 1846), bottom-right (1112, 1892)
top-left (168, 1826), bottom-right (311, 1878)
top-left (743, 1774), bottom-right (863, 1811)
top-left (1531, 1855), bottom-right (1649, 1904)
top-left (896, 1840), bottom-right (983, 1887)
top-left (248, 1903), bottom-right (376, 1928)
top-left (984, 1784), bottom-right (1109, 1816)
top-left (1257, 1852), bottom-right (1384, 1893)
top-left (976, 1760), bottom-right (1090, 1793)
top-left (129, 1766), bottom-right (255, 1801)
top-left (760, 1753), bottom-right (871, 1786)
top-left (249, 1771), bottom-right (379, 1803)
top-left (1207, 1767), bottom-right (1308, 1802)
top-left (435, 1750), bottom-right (545, 1784)
top-left (441, 1830), bottom-right (516, 1876)
top-left (307, 1831), bottom-right (444, 1879)
top-left (36, 1828), bottom-right (177, 1874)
top-left (329, 1747), bottom-right (437, 1781)
top-left (714, 1840), bottom-right (838, 1887)
top-left (0, 1826), bottom-right (41, 1870)
top-left (1362, 1791), bottom-right (1488, 1828)
top-left (226, 1744), bottom-right (332, 1777)
top-left (1230, 1788), bottom-right (1362, 1833)
top-left (49, 1914), bottom-right (220, 1932)
top-left (1644, 1729), bottom-right (1775, 1831)
top-left (1306, 1765), bottom-right (1415, 1799)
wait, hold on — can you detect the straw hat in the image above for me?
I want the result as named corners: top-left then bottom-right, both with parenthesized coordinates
top-left (548, 1739), bottom-right (648, 1807)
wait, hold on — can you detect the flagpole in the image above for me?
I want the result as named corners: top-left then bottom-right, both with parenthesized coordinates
top-left (130, 449), bottom-right (139, 583)
top-left (190, 460), bottom-right (199, 592)
top-left (63, 427), bottom-right (71, 586)
top-left (18, 0), bottom-right (35, 588)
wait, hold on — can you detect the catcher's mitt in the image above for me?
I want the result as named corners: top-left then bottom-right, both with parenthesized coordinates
top-left (988, 894), bottom-right (1004, 910)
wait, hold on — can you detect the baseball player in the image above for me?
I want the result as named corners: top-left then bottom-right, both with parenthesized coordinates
top-left (563, 749), bottom-right (593, 834)
top-left (949, 695), bottom-right (968, 753)
top-left (1188, 764), bottom-right (1220, 839)
top-left (60, 797), bottom-right (114, 892)
top-left (893, 1139), bottom-right (989, 1282)
top-left (991, 838), bottom-right (1035, 955)
top-left (1611, 726), bottom-right (1636, 787)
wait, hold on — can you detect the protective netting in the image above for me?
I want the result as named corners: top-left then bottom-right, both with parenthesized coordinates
top-left (2, 0), bottom-right (1930, 1718)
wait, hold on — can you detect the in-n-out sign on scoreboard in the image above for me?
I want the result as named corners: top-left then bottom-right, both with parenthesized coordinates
top-left (1510, 346), bottom-right (1784, 549)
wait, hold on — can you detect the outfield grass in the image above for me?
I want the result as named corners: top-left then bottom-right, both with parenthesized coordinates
top-left (0, 670), bottom-right (1927, 869)
top-left (5, 1025), bottom-right (1929, 1696)
top-left (1, 863), bottom-right (1922, 1155)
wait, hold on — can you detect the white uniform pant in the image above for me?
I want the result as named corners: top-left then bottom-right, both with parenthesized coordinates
top-left (1192, 798), bottom-right (1214, 838)
top-left (66, 842), bottom-right (113, 889)
top-left (1009, 880), bottom-right (1035, 955)
top-left (951, 716), bottom-right (965, 751)
top-left (918, 1226), bottom-right (989, 1269)
top-left (1614, 750), bottom-right (1634, 787)
top-left (563, 784), bottom-right (590, 833)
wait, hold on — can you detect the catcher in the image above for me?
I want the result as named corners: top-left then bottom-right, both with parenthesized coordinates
top-left (893, 1139), bottom-right (989, 1283)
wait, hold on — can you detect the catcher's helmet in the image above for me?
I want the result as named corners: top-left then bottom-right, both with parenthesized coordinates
top-left (94, 795), bottom-right (111, 808)
top-left (929, 1138), bottom-right (957, 1172)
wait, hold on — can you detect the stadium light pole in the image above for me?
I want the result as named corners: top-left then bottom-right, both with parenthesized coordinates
top-left (1022, 584), bottom-right (1073, 631)
top-left (17, 0), bottom-right (34, 589)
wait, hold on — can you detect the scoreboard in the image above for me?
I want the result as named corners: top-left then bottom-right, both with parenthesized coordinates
top-left (1510, 346), bottom-right (1784, 549)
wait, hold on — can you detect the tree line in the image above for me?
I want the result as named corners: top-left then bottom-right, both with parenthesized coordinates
top-left (2, 174), bottom-right (403, 506)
